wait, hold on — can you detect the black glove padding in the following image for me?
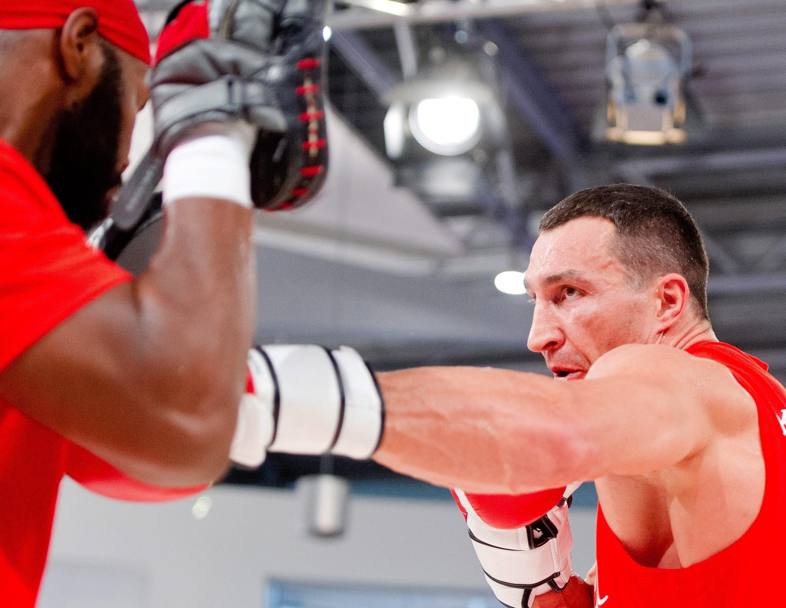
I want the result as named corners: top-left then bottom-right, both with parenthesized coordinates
top-left (111, 0), bottom-right (329, 231)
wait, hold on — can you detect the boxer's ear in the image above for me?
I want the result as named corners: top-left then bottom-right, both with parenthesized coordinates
top-left (58, 8), bottom-right (103, 88)
top-left (654, 272), bottom-right (690, 332)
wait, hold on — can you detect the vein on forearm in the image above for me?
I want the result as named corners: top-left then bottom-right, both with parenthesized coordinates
top-left (375, 366), bottom-right (584, 493)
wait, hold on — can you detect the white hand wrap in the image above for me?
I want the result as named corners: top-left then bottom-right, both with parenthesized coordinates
top-left (454, 485), bottom-right (580, 608)
top-left (228, 345), bottom-right (384, 468)
top-left (162, 122), bottom-right (255, 208)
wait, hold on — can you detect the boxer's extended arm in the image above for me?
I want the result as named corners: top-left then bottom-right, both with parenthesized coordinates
top-left (374, 344), bottom-right (750, 493)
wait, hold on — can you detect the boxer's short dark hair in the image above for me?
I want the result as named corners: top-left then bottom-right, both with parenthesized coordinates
top-left (539, 184), bottom-right (710, 319)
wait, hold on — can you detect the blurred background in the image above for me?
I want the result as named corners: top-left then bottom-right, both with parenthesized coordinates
top-left (42, 0), bottom-right (786, 606)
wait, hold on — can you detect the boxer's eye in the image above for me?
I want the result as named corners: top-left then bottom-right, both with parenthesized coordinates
top-left (554, 286), bottom-right (582, 304)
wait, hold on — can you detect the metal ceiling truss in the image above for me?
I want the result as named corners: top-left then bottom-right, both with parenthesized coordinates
top-left (613, 159), bottom-right (786, 300)
top-left (476, 20), bottom-right (583, 165)
top-left (330, 30), bottom-right (399, 98)
top-left (327, 13), bottom-right (589, 254)
top-left (328, 21), bottom-right (539, 249)
top-left (328, 0), bottom-right (642, 30)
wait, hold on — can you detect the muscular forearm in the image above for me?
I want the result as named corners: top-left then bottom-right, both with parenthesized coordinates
top-left (136, 198), bottom-right (255, 401)
top-left (0, 199), bottom-right (254, 487)
top-left (373, 366), bottom-right (585, 494)
top-left (118, 198), bottom-right (255, 481)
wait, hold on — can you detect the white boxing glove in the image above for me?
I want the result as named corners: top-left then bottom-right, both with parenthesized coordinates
top-left (453, 483), bottom-right (582, 608)
top-left (229, 345), bottom-right (384, 468)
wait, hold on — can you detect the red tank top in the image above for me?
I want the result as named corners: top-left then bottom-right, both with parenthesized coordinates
top-left (595, 341), bottom-right (786, 607)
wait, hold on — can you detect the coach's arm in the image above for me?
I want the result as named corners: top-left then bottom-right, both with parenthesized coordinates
top-left (0, 200), bottom-right (254, 488)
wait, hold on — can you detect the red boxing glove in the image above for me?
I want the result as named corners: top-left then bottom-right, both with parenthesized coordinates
top-left (452, 486), bottom-right (567, 528)
top-left (452, 485), bottom-right (581, 608)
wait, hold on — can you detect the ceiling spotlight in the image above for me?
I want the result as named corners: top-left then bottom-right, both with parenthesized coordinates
top-left (409, 96), bottom-right (482, 157)
top-left (382, 48), bottom-right (510, 207)
top-left (383, 60), bottom-right (496, 161)
top-left (383, 102), bottom-right (407, 160)
top-left (494, 270), bottom-right (526, 296)
top-left (605, 22), bottom-right (692, 145)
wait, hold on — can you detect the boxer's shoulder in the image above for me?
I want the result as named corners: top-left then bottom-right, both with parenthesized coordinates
top-left (588, 343), bottom-right (702, 377)
top-left (588, 343), bottom-right (746, 397)
top-left (586, 343), bottom-right (757, 442)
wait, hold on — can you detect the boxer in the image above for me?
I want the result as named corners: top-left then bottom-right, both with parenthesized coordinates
top-left (371, 185), bottom-right (786, 607)
top-left (205, 185), bottom-right (786, 607)
top-left (0, 0), bottom-right (327, 604)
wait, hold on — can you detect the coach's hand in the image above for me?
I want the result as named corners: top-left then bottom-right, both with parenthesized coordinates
top-left (113, 0), bottom-right (329, 229)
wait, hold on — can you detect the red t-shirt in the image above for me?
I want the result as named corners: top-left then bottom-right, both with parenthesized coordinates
top-left (0, 140), bottom-right (202, 606)
top-left (595, 341), bottom-right (786, 607)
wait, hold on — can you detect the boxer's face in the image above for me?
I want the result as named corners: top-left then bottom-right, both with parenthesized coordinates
top-left (525, 217), bottom-right (657, 380)
top-left (46, 43), bottom-right (148, 231)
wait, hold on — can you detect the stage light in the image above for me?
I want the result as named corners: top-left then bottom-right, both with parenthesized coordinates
top-left (409, 96), bottom-right (482, 157)
top-left (383, 59), bottom-right (496, 162)
top-left (383, 102), bottom-right (407, 160)
top-left (494, 270), bottom-right (526, 296)
top-left (382, 46), bottom-right (509, 207)
top-left (604, 22), bottom-right (692, 145)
